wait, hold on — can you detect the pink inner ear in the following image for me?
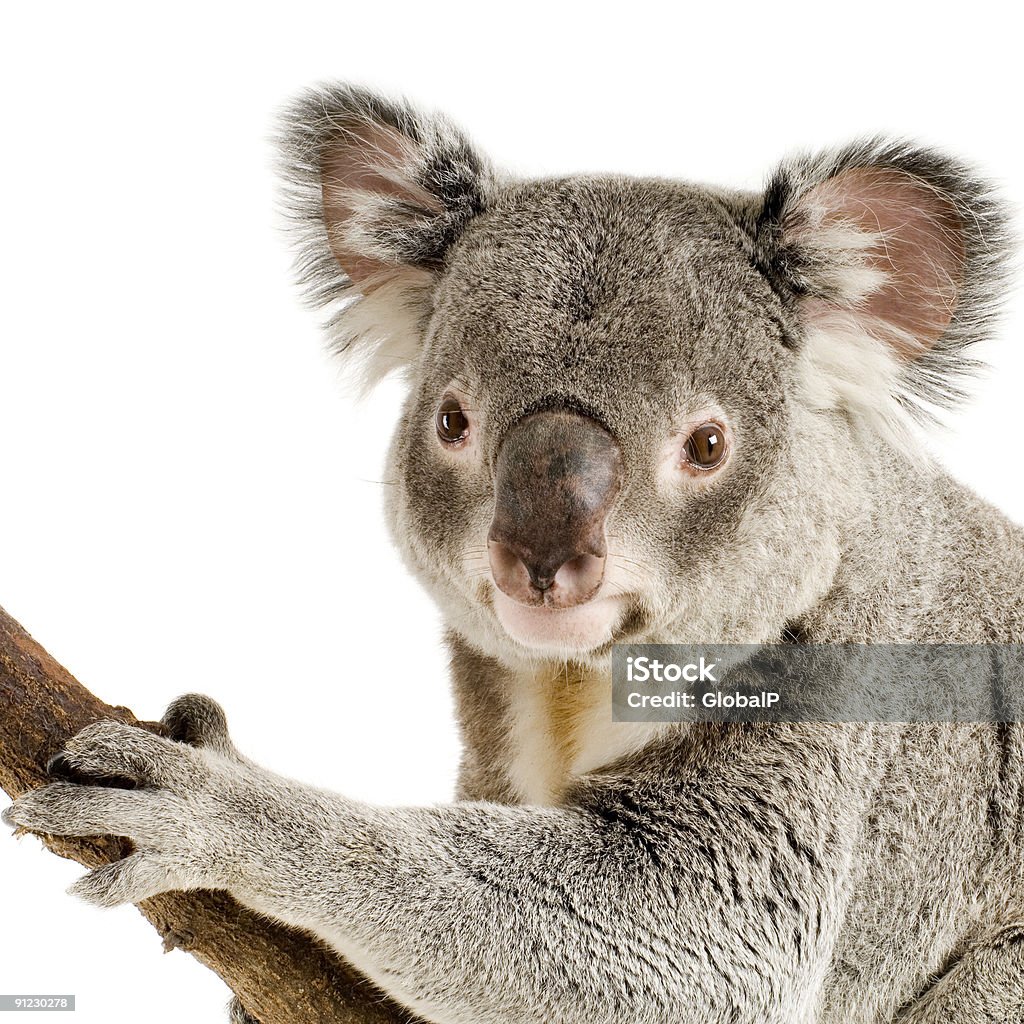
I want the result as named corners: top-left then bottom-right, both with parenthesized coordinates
top-left (320, 120), bottom-right (441, 289)
top-left (804, 167), bottom-right (966, 358)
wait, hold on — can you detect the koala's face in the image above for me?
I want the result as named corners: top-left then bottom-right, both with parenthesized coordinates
top-left (392, 178), bottom-right (802, 662)
top-left (281, 87), bottom-right (1004, 667)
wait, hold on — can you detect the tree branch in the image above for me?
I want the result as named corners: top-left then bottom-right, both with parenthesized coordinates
top-left (0, 604), bottom-right (416, 1024)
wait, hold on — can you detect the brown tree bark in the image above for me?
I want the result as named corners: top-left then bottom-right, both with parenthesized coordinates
top-left (0, 604), bottom-right (415, 1024)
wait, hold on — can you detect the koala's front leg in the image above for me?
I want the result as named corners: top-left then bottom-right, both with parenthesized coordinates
top-left (5, 699), bottom-right (845, 1024)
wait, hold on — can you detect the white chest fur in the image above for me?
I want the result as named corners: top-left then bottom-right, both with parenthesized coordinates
top-left (504, 661), bottom-right (666, 806)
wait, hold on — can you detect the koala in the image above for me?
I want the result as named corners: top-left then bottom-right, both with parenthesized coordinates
top-left (5, 84), bottom-right (1024, 1024)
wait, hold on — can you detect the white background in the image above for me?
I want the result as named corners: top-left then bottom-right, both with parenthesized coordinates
top-left (1, 4), bottom-right (1022, 1022)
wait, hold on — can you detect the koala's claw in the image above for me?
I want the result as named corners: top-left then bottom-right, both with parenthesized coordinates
top-left (228, 997), bottom-right (263, 1024)
top-left (45, 749), bottom-right (102, 784)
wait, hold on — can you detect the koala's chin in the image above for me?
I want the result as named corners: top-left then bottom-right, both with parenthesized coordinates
top-left (490, 589), bottom-right (626, 655)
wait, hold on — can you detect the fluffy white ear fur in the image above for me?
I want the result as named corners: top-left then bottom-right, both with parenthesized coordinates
top-left (278, 85), bottom-right (492, 393)
top-left (328, 272), bottom-right (435, 394)
top-left (759, 142), bottom-right (1010, 445)
top-left (788, 166), bottom-right (967, 442)
top-left (797, 310), bottom-right (928, 447)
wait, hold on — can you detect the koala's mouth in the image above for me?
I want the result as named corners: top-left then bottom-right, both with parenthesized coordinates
top-left (490, 588), bottom-right (626, 653)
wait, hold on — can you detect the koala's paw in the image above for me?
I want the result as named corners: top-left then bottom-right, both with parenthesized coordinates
top-left (3, 698), bottom-right (250, 908)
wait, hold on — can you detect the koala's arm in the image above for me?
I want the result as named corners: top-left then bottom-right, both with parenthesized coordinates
top-left (4, 699), bottom-right (872, 1024)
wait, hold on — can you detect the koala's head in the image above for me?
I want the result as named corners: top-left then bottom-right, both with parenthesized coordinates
top-left (279, 85), bottom-right (1010, 668)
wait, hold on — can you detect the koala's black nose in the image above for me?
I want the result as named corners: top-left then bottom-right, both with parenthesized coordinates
top-left (488, 410), bottom-right (623, 608)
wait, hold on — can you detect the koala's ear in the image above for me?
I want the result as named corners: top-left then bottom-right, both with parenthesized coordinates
top-left (278, 84), bottom-right (493, 387)
top-left (751, 139), bottom-right (1012, 431)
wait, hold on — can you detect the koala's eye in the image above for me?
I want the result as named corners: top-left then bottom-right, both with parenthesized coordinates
top-left (435, 395), bottom-right (470, 445)
top-left (683, 421), bottom-right (728, 471)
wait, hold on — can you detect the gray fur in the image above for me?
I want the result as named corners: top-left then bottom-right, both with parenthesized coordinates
top-left (5, 85), bottom-right (1024, 1023)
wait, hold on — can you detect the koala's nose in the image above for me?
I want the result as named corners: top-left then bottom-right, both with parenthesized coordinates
top-left (488, 410), bottom-right (623, 608)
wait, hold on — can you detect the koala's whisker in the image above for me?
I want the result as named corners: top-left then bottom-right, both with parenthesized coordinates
top-left (610, 559), bottom-right (650, 586)
top-left (611, 555), bottom-right (652, 571)
top-left (603, 581), bottom-right (633, 598)
top-left (612, 560), bottom-right (645, 576)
